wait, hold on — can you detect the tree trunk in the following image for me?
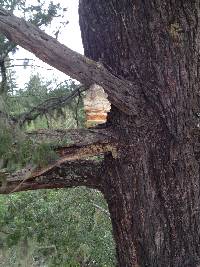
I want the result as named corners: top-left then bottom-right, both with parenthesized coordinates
top-left (79, 1), bottom-right (200, 266)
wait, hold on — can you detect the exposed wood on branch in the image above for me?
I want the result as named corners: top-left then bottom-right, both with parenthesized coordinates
top-left (0, 127), bottom-right (117, 194)
top-left (0, 8), bottom-right (143, 115)
top-left (26, 128), bottom-right (118, 180)
top-left (0, 160), bottom-right (104, 194)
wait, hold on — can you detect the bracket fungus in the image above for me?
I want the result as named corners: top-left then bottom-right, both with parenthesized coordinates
top-left (84, 84), bottom-right (111, 127)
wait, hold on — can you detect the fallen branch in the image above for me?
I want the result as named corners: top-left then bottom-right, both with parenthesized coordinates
top-left (0, 127), bottom-right (118, 194)
top-left (0, 160), bottom-right (105, 194)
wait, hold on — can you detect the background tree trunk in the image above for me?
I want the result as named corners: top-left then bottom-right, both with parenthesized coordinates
top-left (79, 1), bottom-right (200, 266)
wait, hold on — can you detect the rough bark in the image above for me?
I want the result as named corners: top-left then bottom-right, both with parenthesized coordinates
top-left (26, 128), bottom-right (117, 147)
top-left (0, 160), bottom-right (104, 194)
top-left (79, 1), bottom-right (200, 267)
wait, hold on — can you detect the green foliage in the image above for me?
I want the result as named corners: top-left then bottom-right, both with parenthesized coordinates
top-left (7, 74), bottom-right (85, 129)
top-left (32, 142), bottom-right (58, 167)
top-left (0, 188), bottom-right (116, 266)
top-left (28, 1), bottom-right (62, 27)
top-left (0, 123), bottom-right (13, 159)
top-left (0, 122), bottom-right (59, 172)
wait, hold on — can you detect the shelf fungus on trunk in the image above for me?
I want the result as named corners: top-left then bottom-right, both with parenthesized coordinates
top-left (83, 84), bottom-right (111, 127)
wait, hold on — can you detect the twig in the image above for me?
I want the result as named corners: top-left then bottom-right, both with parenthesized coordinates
top-left (74, 87), bottom-right (81, 127)
top-left (16, 85), bottom-right (86, 126)
top-left (92, 203), bottom-right (110, 217)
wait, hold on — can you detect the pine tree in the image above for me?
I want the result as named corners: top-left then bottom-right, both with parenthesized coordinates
top-left (1, 2), bottom-right (200, 266)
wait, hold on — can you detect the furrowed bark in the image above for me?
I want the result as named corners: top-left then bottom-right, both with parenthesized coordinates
top-left (26, 128), bottom-right (116, 146)
top-left (0, 160), bottom-right (104, 194)
top-left (79, 1), bottom-right (200, 266)
top-left (0, 8), bottom-right (144, 115)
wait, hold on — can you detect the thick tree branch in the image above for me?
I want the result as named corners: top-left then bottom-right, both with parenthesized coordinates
top-left (0, 160), bottom-right (104, 194)
top-left (0, 128), bottom-right (117, 194)
top-left (0, 8), bottom-right (144, 115)
top-left (26, 128), bottom-right (116, 146)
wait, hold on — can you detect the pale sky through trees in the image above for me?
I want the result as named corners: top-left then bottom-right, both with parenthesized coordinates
top-left (12, 0), bottom-right (83, 88)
